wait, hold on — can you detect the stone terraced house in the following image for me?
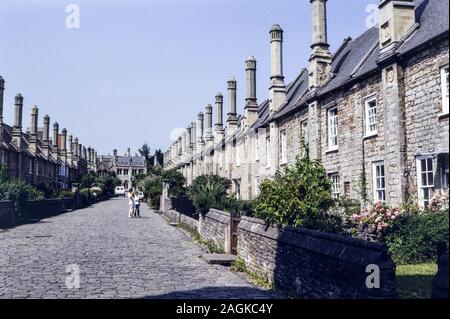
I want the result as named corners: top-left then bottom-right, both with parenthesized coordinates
top-left (0, 76), bottom-right (97, 190)
top-left (164, 0), bottom-right (449, 208)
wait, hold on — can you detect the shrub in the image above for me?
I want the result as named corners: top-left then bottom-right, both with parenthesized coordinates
top-left (161, 169), bottom-right (186, 198)
top-left (350, 202), bottom-right (403, 240)
top-left (188, 175), bottom-right (230, 214)
top-left (58, 191), bottom-right (75, 199)
top-left (0, 180), bottom-right (44, 216)
top-left (222, 196), bottom-right (254, 215)
top-left (253, 155), bottom-right (339, 232)
top-left (95, 174), bottom-right (121, 196)
top-left (138, 169), bottom-right (186, 209)
top-left (384, 210), bottom-right (449, 264)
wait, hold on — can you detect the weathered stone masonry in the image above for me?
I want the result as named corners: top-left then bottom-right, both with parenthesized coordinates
top-left (164, 0), bottom-right (449, 209)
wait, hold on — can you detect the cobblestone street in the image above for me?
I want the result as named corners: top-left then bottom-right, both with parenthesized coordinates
top-left (0, 198), bottom-right (272, 299)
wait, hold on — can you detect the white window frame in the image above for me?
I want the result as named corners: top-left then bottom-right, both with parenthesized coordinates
top-left (280, 130), bottom-right (287, 164)
top-left (416, 156), bottom-right (435, 208)
top-left (236, 142), bottom-right (241, 167)
top-left (441, 65), bottom-right (449, 115)
top-left (254, 131), bottom-right (260, 161)
top-left (327, 107), bottom-right (338, 150)
top-left (266, 136), bottom-right (271, 168)
top-left (372, 161), bottom-right (386, 203)
top-left (329, 173), bottom-right (340, 199)
top-left (364, 96), bottom-right (378, 136)
top-left (29, 159), bottom-right (33, 175)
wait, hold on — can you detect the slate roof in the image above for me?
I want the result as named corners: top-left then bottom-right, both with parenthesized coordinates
top-left (398, 0), bottom-right (449, 55)
top-left (171, 0), bottom-right (448, 164)
top-left (261, 0), bottom-right (448, 125)
top-left (116, 156), bottom-right (146, 167)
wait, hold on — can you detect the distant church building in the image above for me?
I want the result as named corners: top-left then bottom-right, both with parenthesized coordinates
top-left (97, 148), bottom-right (147, 189)
top-left (165, 0), bottom-right (449, 208)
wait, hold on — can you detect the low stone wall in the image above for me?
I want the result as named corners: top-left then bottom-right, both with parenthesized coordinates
top-left (237, 216), bottom-right (397, 299)
top-left (164, 209), bottom-right (181, 223)
top-left (432, 254), bottom-right (449, 299)
top-left (21, 199), bottom-right (65, 220)
top-left (199, 209), bottom-right (231, 253)
top-left (0, 201), bottom-right (15, 228)
top-left (180, 213), bottom-right (199, 232)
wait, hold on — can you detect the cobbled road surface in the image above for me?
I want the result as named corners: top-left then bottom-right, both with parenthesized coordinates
top-left (0, 198), bottom-right (273, 299)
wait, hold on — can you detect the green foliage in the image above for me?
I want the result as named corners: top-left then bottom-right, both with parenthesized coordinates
top-left (230, 257), bottom-right (247, 273)
top-left (58, 191), bottom-right (75, 199)
top-left (253, 155), bottom-right (340, 232)
top-left (222, 196), bottom-right (254, 215)
top-left (161, 169), bottom-right (186, 198)
top-left (384, 210), bottom-right (449, 264)
top-left (336, 195), bottom-right (362, 217)
top-left (188, 175), bottom-right (230, 214)
top-left (0, 180), bottom-right (44, 215)
top-left (95, 174), bottom-right (121, 196)
top-left (80, 173), bottom-right (97, 189)
top-left (138, 169), bottom-right (186, 209)
top-left (396, 263), bottom-right (438, 299)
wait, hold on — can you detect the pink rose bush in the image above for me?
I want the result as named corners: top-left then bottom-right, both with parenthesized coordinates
top-left (351, 202), bottom-right (403, 240)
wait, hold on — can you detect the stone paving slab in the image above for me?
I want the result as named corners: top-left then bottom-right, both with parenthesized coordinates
top-left (0, 198), bottom-right (273, 299)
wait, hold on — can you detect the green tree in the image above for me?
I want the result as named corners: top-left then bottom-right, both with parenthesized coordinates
top-left (138, 143), bottom-right (151, 171)
top-left (254, 154), bottom-right (341, 232)
top-left (188, 174), bottom-right (231, 214)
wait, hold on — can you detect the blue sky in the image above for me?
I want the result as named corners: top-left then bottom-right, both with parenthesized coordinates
top-left (0, 0), bottom-right (377, 155)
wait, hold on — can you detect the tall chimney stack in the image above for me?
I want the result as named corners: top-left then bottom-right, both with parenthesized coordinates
top-left (269, 25), bottom-right (287, 113)
top-left (52, 122), bottom-right (59, 159)
top-left (308, 0), bottom-right (332, 89)
top-left (214, 93), bottom-right (224, 143)
top-left (205, 104), bottom-right (213, 143)
top-left (61, 128), bottom-right (67, 153)
top-left (42, 114), bottom-right (51, 157)
top-left (177, 137), bottom-right (182, 156)
top-left (227, 78), bottom-right (238, 136)
top-left (197, 112), bottom-right (205, 151)
top-left (245, 56), bottom-right (258, 127)
top-left (12, 94), bottom-right (24, 147)
top-left (52, 122), bottom-right (59, 147)
top-left (29, 105), bottom-right (39, 153)
top-left (74, 137), bottom-right (79, 159)
top-left (67, 134), bottom-right (73, 163)
top-left (186, 125), bottom-right (192, 153)
top-left (378, 0), bottom-right (415, 54)
top-left (191, 121), bottom-right (197, 152)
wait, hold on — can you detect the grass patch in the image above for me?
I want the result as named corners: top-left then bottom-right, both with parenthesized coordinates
top-left (231, 257), bottom-right (273, 290)
top-left (177, 222), bottom-right (224, 254)
top-left (396, 263), bottom-right (438, 299)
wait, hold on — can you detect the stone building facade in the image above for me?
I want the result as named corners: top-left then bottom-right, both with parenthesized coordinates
top-left (164, 0), bottom-right (449, 208)
top-left (0, 76), bottom-right (97, 190)
top-left (97, 148), bottom-right (147, 189)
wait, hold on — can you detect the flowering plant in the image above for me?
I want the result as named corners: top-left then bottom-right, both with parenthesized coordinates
top-left (428, 189), bottom-right (449, 212)
top-left (351, 202), bottom-right (403, 239)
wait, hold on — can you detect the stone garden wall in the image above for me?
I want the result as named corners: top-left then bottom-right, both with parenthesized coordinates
top-left (237, 216), bottom-right (397, 299)
top-left (432, 254), bottom-right (449, 299)
top-left (0, 201), bottom-right (15, 228)
top-left (199, 209), bottom-right (231, 253)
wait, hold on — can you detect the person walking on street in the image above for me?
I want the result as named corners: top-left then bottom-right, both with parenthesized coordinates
top-left (133, 192), bottom-right (141, 218)
top-left (128, 190), bottom-right (134, 218)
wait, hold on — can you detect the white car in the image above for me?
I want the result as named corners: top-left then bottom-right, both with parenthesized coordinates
top-left (137, 191), bottom-right (145, 200)
top-left (114, 186), bottom-right (126, 197)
